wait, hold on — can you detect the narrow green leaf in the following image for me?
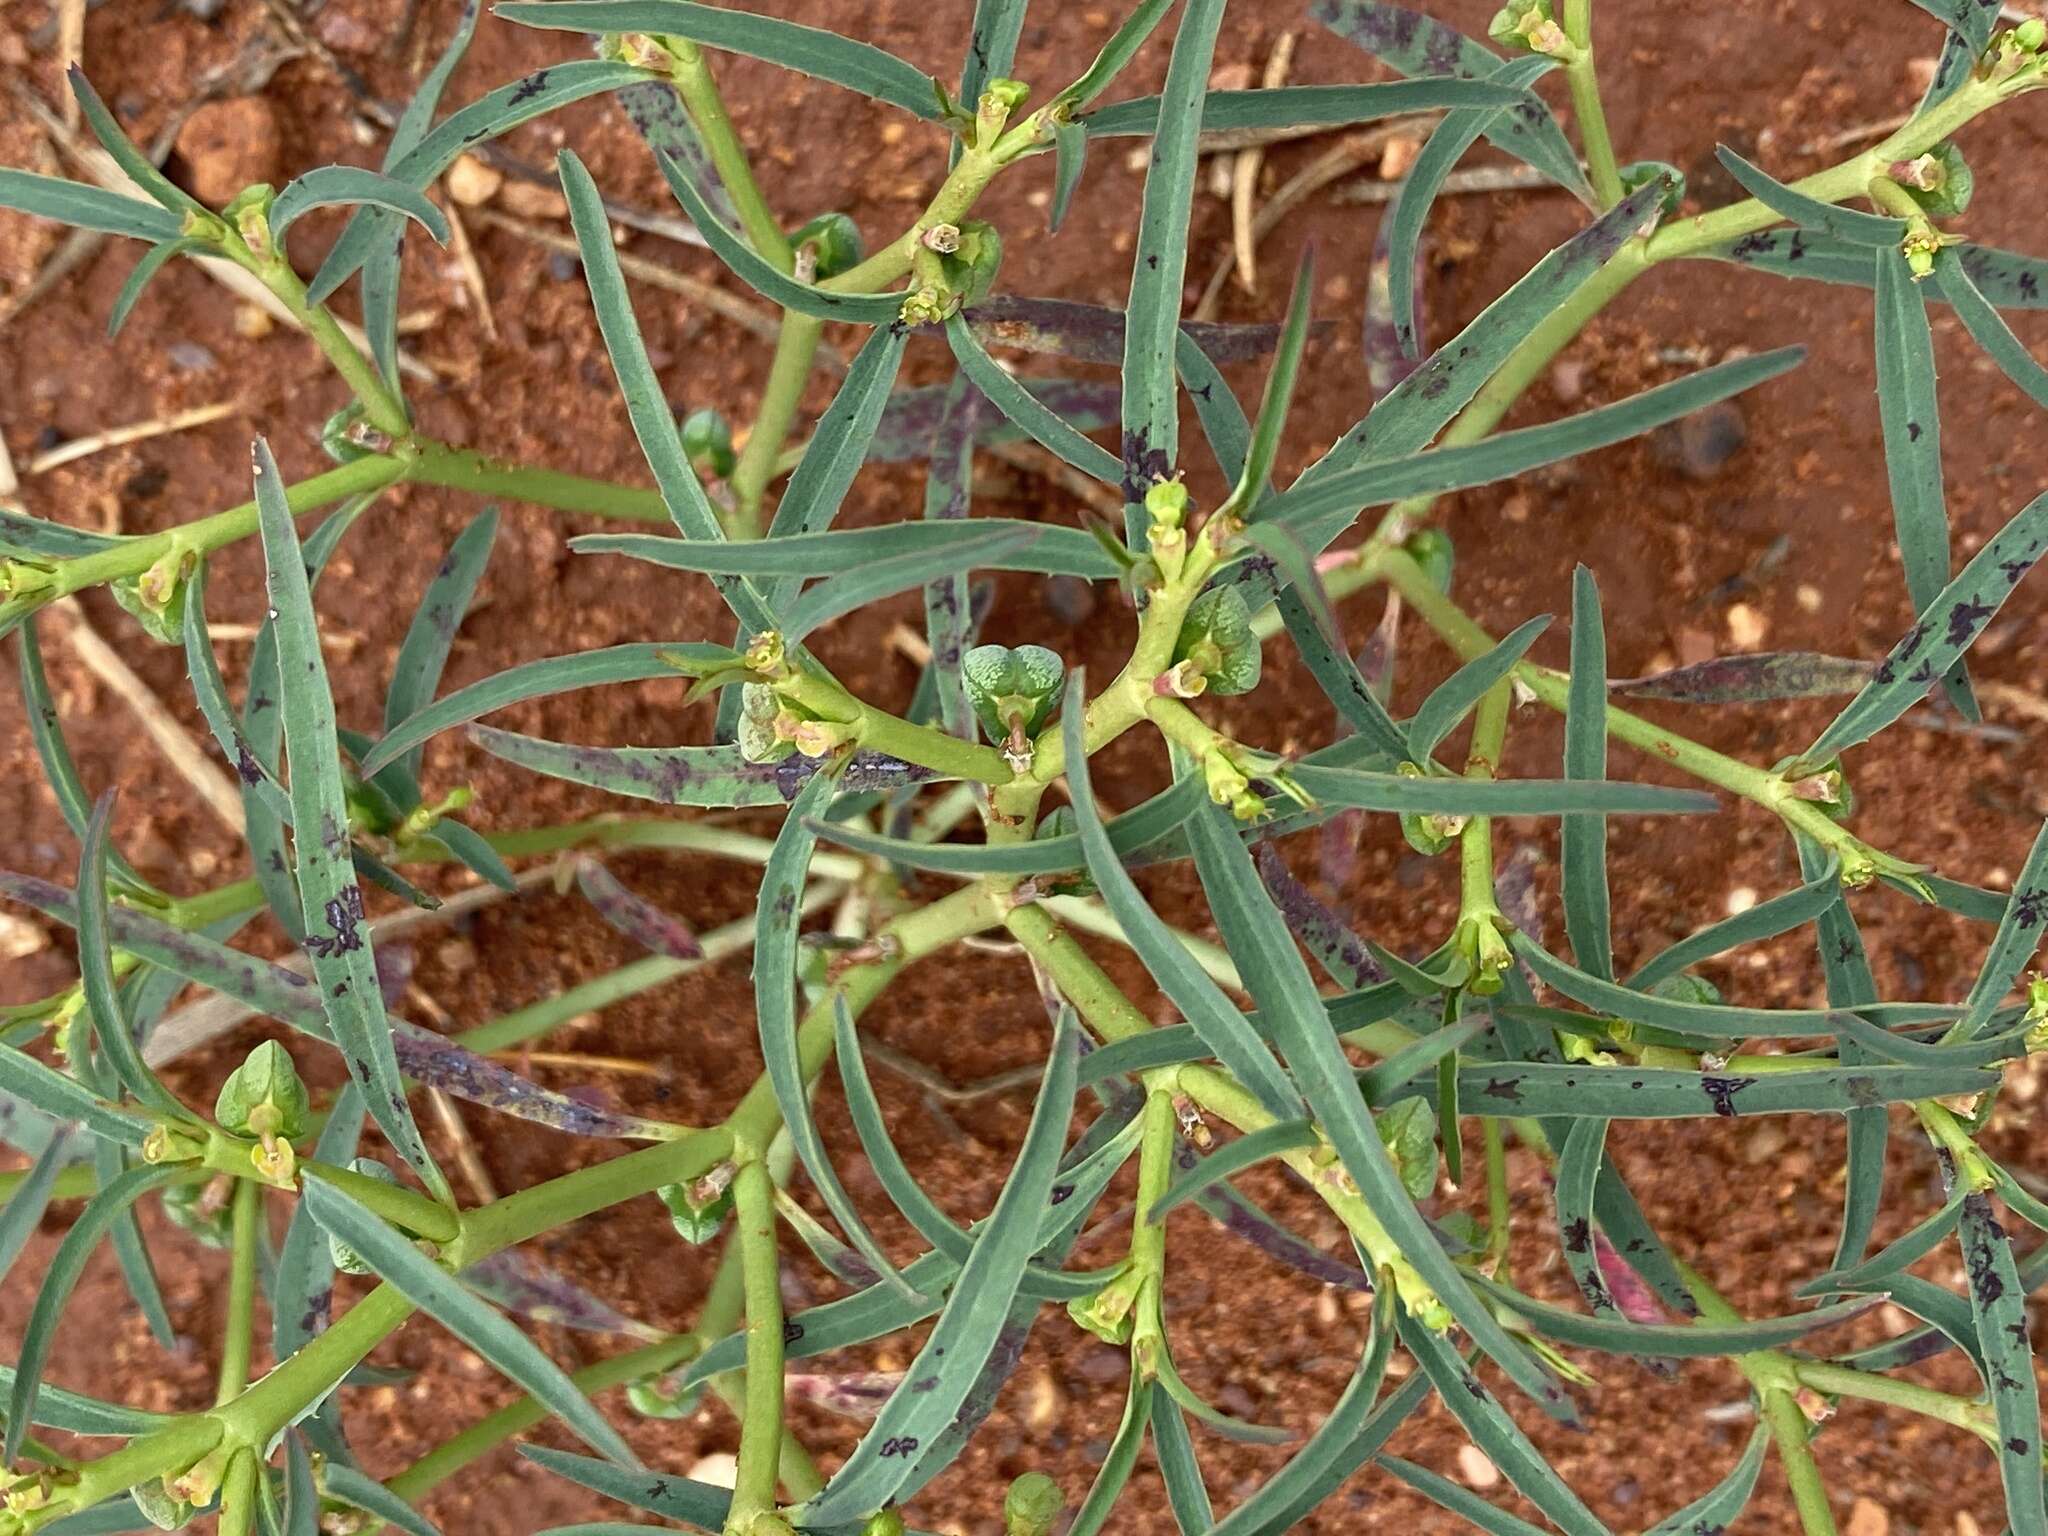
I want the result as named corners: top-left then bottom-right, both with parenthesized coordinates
top-left (519, 1445), bottom-right (726, 1531)
top-left (0, 169), bottom-right (182, 243)
top-left (1120, 0), bottom-right (1227, 547)
top-left (66, 67), bottom-right (206, 219)
top-left (386, 508), bottom-right (499, 778)
top-left (1610, 650), bottom-right (1873, 704)
top-left (1958, 1191), bottom-right (2047, 1531)
top-left (643, 143), bottom-right (906, 323)
top-left (1381, 1458), bottom-right (1549, 1536)
top-left (1153, 1398), bottom-right (1215, 1535)
top-left (1086, 77), bottom-right (1535, 138)
top-left (1951, 817), bottom-right (2048, 1042)
top-left (764, 325), bottom-right (912, 608)
top-left (1627, 854), bottom-right (1842, 990)
top-left (5, 1165), bottom-right (177, 1462)
top-left (93, 1139), bottom-right (175, 1349)
top-left (1232, 248), bottom-right (1316, 512)
top-left (364, 643), bottom-right (731, 777)
top-left (1149, 1121), bottom-right (1317, 1222)
top-left (322, 1458), bottom-right (449, 1536)
top-left (1800, 1194), bottom-right (1964, 1295)
top-left (271, 167), bottom-right (448, 246)
top-left (556, 150), bottom-right (781, 634)
top-left (182, 575), bottom-right (296, 828)
top-left (1644, 1427), bottom-right (1768, 1534)
top-left (15, 621), bottom-right (151, 895)
top-left (108, 238), bottom-right (202, 338)
top-left (1060, 0), bottom-right (1174, 109)
top-left (282, 1433), bottom-right (318, 1536)
top-left (796, 1019), bottom-right (1082, 1525)
top-left (1262, 349), bottom-right (1806, 556)
top-left (0, 1365), bottom-right (168, 1438)
top-left (0, 1045), bottom-right (149, 1148)
top-left (1483, 1279), bottom-right (1882, 1360)
top-left (1713, 232), bottom-right (2048, 311)
top-left (1062, 681), bottom-right (1301, 1121)
top-left (1876, 243), bottom-right (1976, 718)
top-left (1268, 586), bottom-right (1411, 763)
top-left (1290, 763), bottom-right (1716, 818)
top-left (1050, 119), bottom-right (1087, 232)
top-left (1807, 488), bottom-right (2048, 761)
top-left (1936, 248), bottom-right (2048, 408)
top-left (76, 796), bottom-right (184, 1117)
top-left (301, 1177), bottom-right (637, 1464)
top-left (1152, 1342), bottom-right (1296, 1444)
top-left (1562, 566), bottom-right (1612, 980)
top-left (0, 509), bottom-right (128, 561)
top-left (1393, 1312), bottom-right (1607, 1534)
top-left (944, 312), bottom-right (1123, 484)
top-left (1385, 56), bottom-right (1556, 357)
top-left (1414, 1058), bottom-right (1998, 1119)
top-left (781, 528), bottom-right (1038, 642)
top-left (1555, 1118), bottom-right (1616, 1318)
top-left (1310, 0), bottom-right (1591, 198)
top-left (959, 0), bottom-right (1028, 107)
top-left (0, 1132), bottom-right (72, 1285)
top-left (312, 59), bottom-right (650, 302)
top-left (758, 770), bottom-right (913, 1299)
top-left (253, 438), bottom-right (447, 1202)
top-left (1182, 794), bottom-right (1578, 1422)
top-left (834, 998), bottom-right (1107, 1301)
top-left (471, 726), bottom-right (941, 807)
top-left (920, 373), bottom-right (983, 742)
top-left (578, 520), bottom-right (1115, 583)
top-left (1408, 615), bottom-right (1550, 766)
top-left (500, 1), bottom-right (943, 117)
top-left (273, 1085), bottom-right (365, 1361)
top-left (1356, 1017), bottom-right (1490, 1103)
top-left (1176, 330), bottom-right (1252, 485)
top-left (1714, 146), bottom-right (1908, 245)
top-left (1066, 1377), bottom-right (1155, 1536)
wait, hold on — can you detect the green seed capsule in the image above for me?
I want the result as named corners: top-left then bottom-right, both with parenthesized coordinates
top-left (214, 1040), bottom-right (310, 1143)
top-left (963, 643), bottom-right (1066, 748)
top-left (659, 1177), bottom-right (733, 1244)
top-left (626, 1369), bottom-right (704, 1420)
top-left (1004, 1472), bottom-right (1065, 1536)
top-left (791, 212), bottom-right (865, 279)
top-left (1402, 528), bottom-right (1455, 593)
top-left (680, 407), bottom-right (737, 479)
top-left (1171, 586), bottom-right (1261, 696)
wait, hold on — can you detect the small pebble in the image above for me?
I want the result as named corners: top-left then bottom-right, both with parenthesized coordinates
top-left (1725, 886), bottom-right (1758, 915)
top-left (233, 304), bottom-right (275, 340)
top-left (1653, 401), bottom-right (1747, 481)
top-left (548, 250), bottom-right (583, 282)
top-left (0, 912), bottom-right (49, 960)
top-left (1042, 574), bottom-right (1098, 627)
top-left (499, 181), bottom-right (570, 220)
top-left (1795, 583), bottom-right (1823, 613)
top-left (446, 153), bottom-right (504, 208)
top-left (174, 96), bottom-right (282, 206)
top-left (167, 341), bottom-right (218, 373)
top-left (1726, 601), bottom-right (1767, 649)
top-left (1846, 1497), bottom-right (1889, 1536)
top-left (1456, 1445), bottom-right (1500, 1490)
top-left (686, 1452), bottom-right (737, 1489)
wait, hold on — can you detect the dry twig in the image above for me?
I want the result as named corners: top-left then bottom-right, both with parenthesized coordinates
top-left (28, 401), bottom-right (241, 475)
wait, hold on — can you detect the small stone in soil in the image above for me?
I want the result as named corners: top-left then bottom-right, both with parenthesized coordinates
top-left (1846, 1497), bottom-right (1890, 1536)
top-left (1457, 1444), bottom-right (1500, 1489)
top-left (173, 97), bottom-right (282, 207)
top-left (1652, 402), bottom-right (1747, 482)
top-left (548, 251), bottom-right (583, 283)
top-left (168, 342), bottom-right (218, 373)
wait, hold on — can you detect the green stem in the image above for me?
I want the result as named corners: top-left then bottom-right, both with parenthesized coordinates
top-left (1792, 1360), bottom-right (2000, 1444)
top-left (215, 1447), bottom-right (259, 1536)
top-left (1761, 1385), bottom-right (1840, 1536)
top-left (726, 1159), bottom-right (787, 1531)
top-left (731, 314), bottom-right (825, 528)
top-left (214, 1179), bottom-right (260, 1406)
top-left (405, 440), bottom-right (669, 521)
top-left (1483, 1118), bottom-right (1512, 1275)
top-left (667, 42), bottom-right (794, 271)
top-left (1914, 1099), bottom-right (1997, 1190)
top-left (303, 1161), bottom-right (460, 1243)
top-left (1560, 1), bottom-right (1625, 208)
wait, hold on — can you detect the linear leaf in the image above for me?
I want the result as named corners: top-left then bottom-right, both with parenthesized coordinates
top-left (1263, 350), bottom-right (1806, 556)
top-left (1233, 248), bottom-right (1316, 512)
top-left (1176, 330), bottom-right (1252, 485)
top-left (311, 60), bottom-right (652, 304)
top-left (943, 313), bottom-right (1123, 484)
top-left (1936, 247), bottom-right (2048, 408)
top-left (1309, 0), bottom-right (1589, 195)
top-left (0, 509), bottom-right (128, 561)
top-left (797, 1020), bottom-right (1081, 1525)
top-left (1067, 1376), bottom-right (1154, 1536)
top-left (1807, 487), bottom-right (2048, 760)
top-left (0, 1133), bottom-right (72, 1285)
top-left (1386, 56), bottom-right (1556, 357)
top-left (92, 1139), bottom-right (174, 1349)
top-left (1395, 1312), bottom-right (1606, 1533)
top-left (970, 295), bottom-right (1318, 366)
top-left (757, 769), bottom-right (913, 1298)
top-left (1556, 1118), bottom-right (1616, 1317)
top-left (1269, 589), bottom-right (1411, 763)
top-left (1060, 0), bottom-right (1174, 109)
top-left (1876, 243), bottom-right (1975, 717)
top-left (1061, 682), bottom-right (1301, 1121)
top-left (1609, 649), bottom-right (1874, 703)
top-left (1408, 615), bottom-right (1549, 766)
top-left (1712, 232), bottom-right (2048, 310)
top-left (471, 726), bottom-right (937, 807)
top-left (76, 796), bottom-right (184, 1117)
top-left (386, 508), bottom-right (499, 778)
top-left (0, 1364), bottom-right (167, 1438)
top-left (1253, 843), bottom-right (1390, 991)
top-left (1381, 1458), bottom-right (1549, 1536)
top-left (0, 1044), bottom-right (149, 1148)
top-left (301, 1177), bottom-right (638, 1464)
top-left (1119, 0), bottom-right (1227, 547)
top-left (575, 521), bottom-right (1113, 582)
top-left (363, 643), bottom-right (732, 776)
top-left (1289, 764), bottom-right (1713, 819)
top-left (557, 151), bottom-right (781, 634)
top-left (501, 1), bottom-right (942, 117)
top-left (574, 860), bottom-right (701, 961)
top-left (1148, 1120), bottom-right (1315, 1221)
top-left (1182, 794), bottom-right (1578, 1422)
top-left (4, 1165), bottom-right (177, 1462)
top-left (1714, 146), bottom-right (1908, 246)
top-left (782, 527), bottom-right (1038, 642)
top-left (1644, 1427), bottom-right (1768, 1535)
top-left (1799, 1194), bottom-right (1964, 1295)
top-left (67, 67), bottom-right (205, 218)
top-left (1952, 817), bottom-right (2048, 1042)
top-left (1959, 1191), bottom-right (2047, 1531)
top-left (273, 1085), bottom-right (365, 1361)
top-left (1559, 568), bottom-right (1615, 984)
top-left (183, 576), bottom-right (296, 828)
top-left (271, 167), bottom-right (448, 246)
top-left (108, 237), bottom-right (203, 337)
top-left (253, 438), bottom-right (447, 1201)
top-left (921, 373), bottom-right (983, 743)
top-left (1153, 1398), bottom-right (1215, 1536)
top-left (1626, 854), bottom-right (1841, 990)
top-left (15, 622), bottom-right (151, 894)
top-left (1479, 1275), bottom-right (1879, 1358)
top-left (518, 1445), bottom-right (728, 1531)
top-left (1050, 119), bottom-right (1087, 231)
top-left (1086, 76), bottom-right (1534, 137)
top-left (0, 169), bottom-right (181, 242)
top-left (1420, 1059), bottom-right (1998, 1119)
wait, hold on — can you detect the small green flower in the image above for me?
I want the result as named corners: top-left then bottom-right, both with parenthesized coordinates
top-left (224, 183), bottom-right (277, 259)
top-left (659, 1173), bottom-right (734, 1244)
top-left (1004, 1472), bottom-right (1064, 1536)
top-left (680, 407), bottom-right (737, 479)
top-left (1487, 0), bottom-right (1571, 57)
top-left (1451, 910), bottom-right (1514, 996)
top-left (1171, 586), bottom-right (1261, 696)
top-left (110, 543), bottom-right (198, 646)
top-left (791, 212), bottom-right (864, 279)
top-left (1403, 527), bottom-right (1455, 593)
top-left (963, 643), bottom-right (1065, 766)
top-left (329, 1159), bottom-right (399, 1274)
top-left (215, 1040), bottom-right (309, 1181)
top-left (1890, 143), bottom-right (1973, 219)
